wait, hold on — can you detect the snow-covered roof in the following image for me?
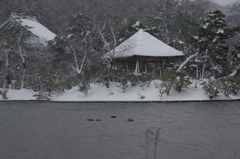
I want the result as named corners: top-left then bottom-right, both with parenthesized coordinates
top-left (106, 29), bottom-right (184, 59)
top-left (1, 13), bottom-right (56, 42)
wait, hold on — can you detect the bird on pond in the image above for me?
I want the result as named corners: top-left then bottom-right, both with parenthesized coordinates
top-left (128, 119), bottom-right (134, 122)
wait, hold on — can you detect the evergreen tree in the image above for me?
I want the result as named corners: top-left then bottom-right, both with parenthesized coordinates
top-left (193, 10), bottom-right (237, 78)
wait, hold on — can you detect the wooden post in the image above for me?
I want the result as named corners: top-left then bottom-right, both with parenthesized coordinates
top-left (135, 58), bottom-right (140, 74)
top-left (159, 61), bottom-right (162, 77)
top-left (145, 60), bottom-right (148, 73)
top-left (155, 61), bottom-right (157, 75)
top-left (125, 61), bottom-right (129, 72)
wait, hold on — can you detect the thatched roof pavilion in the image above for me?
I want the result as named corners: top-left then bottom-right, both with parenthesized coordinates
top-left (105, 29), bottom-right (184, 74)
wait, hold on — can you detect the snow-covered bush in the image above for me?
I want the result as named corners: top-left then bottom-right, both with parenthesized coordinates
top-left (44, 81), bottom-right (64, 96)
top-left (0, 90), bottom-right (8, 99)
top-left (138, 74), bottom-right (153, 90)
top-left (157, 71), bottom-right (191, 96)
top-left (102, 71), bottom-right (110, 88)
top-left (33, 92), bottom-right (50, 100)
top-left (155, 82), bottom-right (169, 98)
top-left (108, 90), bottom-right (114, 96)
top-left (99, 69), bottom-right (118, 88)
top-left (159, 74), bottom-right (174, 95)
top-left (129, 74), bottom-right (139, 86)
top-left (120, 76), bottom-right (128, 93)
top-left (78, 81), bottom-right (91, 95)
top-left (218, 76), bottom-right (240, 97)
top-left (202, 80), bottom-right (221, 99)
top-left (137, 92), bottom-right (145, 99)
top-left (139, 81), bottom-right (146, 90)
top-left (173, 72), bottom-right (192, 92)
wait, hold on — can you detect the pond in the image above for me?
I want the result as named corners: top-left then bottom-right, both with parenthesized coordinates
top-left (0, 101), bottom-right (240, 159)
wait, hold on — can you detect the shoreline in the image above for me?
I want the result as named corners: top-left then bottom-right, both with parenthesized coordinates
top-left (1, 99), bottom-right (240, 103)
top-left (2, 83), bottom-right (240, 103)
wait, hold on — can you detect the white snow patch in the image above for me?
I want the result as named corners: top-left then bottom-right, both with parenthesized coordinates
top-left (1, 81), bottom-right (239, 101)
top-left (50, 81), bottom-right (236, 101)
top-left (132, 21), bottom-right (140, 27)
top-left (1, 89), bottom-right (36, 100)
top-left (203, 23), bottom-right (209, 29)
top-left (217, 29), bottom-right (224, 34)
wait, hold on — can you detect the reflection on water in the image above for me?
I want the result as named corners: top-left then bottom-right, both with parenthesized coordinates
top-left (0, 101), bottom-right (240, 159)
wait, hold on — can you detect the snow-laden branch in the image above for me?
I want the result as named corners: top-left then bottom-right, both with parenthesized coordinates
top-left (0, 17), bottom-right (11, 29)
top-left (229, 66), bottom-right (240, 77)
top-left (70, 66), bottom-right (80, 74)
top-left (97, 22), bottom-right (111, 53)
top-left (176, 53), bottom-right (198, 72)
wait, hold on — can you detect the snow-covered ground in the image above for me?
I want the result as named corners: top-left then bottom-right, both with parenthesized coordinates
top-left (2, 80), bottom-right (240, 101)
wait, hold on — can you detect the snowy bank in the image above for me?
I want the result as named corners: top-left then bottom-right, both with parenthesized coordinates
top-left (1, 81), bottom-right (240, 102)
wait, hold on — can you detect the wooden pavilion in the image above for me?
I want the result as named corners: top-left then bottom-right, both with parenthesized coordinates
top-left (104, 29), bottom-right (184, 75)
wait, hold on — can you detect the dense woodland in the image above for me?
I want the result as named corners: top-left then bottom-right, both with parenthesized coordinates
top-left (1, 0), bottom-right (240, 99)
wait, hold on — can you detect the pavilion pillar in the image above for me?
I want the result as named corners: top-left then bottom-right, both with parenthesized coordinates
top-left (135, 58), bottom-right (140, 74)
top-left (160, 61), bottom-right (162, 76)
top-left (155, 61), bottom-right (157, 74)
top-left (145, 59), bottom-right (147, 73)
top-left (116, 61), bottom-right (119, 70)
top-left (125, 61), bottom-right (129, 72)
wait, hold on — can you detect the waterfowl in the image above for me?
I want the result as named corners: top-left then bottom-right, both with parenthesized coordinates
top-left (96, 119), bottom-right (102, 121)
top-left (87, 119), bottom-right (94, 121)
top-left (111, 116), bottom-right (117, 118)
top-left (128, 119), bottom-right (133, 121)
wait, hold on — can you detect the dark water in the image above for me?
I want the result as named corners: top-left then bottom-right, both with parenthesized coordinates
top-left (0, 101), bottom-right (240, 159)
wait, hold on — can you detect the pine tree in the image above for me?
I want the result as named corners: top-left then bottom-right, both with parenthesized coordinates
top-left (194, 10), bottom-right (237, 78)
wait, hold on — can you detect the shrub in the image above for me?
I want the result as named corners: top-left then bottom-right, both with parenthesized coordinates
top-left (78, 81), bottom-right (91, 95)
top-left (138, 74), bottom-right (153, 90)
top-left (33, 92), bottom-right (50, 100)
top-left (108, 90), bottom-right (114, 96)
top-left (100, 69), bottom-right (111, 88)
top-left (129, 74), bottom-right (139, 86)
top-left (218, 76), bottom-right (240, 97)
top-left (137, 92), bottom-right (145, 99)
top-left (159, 73), bottom-right (175, 95)
top-left (173, 72), bottom-right (192, 92)
top-left (202, 80), bottom-right (220, 99)
top-left (0, 90), bottom-right (8, 99)
top-left (155, 82), bottom-right (170, 98)
top-left (120, 75), bottom-right (128, 93)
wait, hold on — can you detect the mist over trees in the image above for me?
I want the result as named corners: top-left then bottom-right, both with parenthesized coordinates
top-left (0, 0), bottom-right (240, 92)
